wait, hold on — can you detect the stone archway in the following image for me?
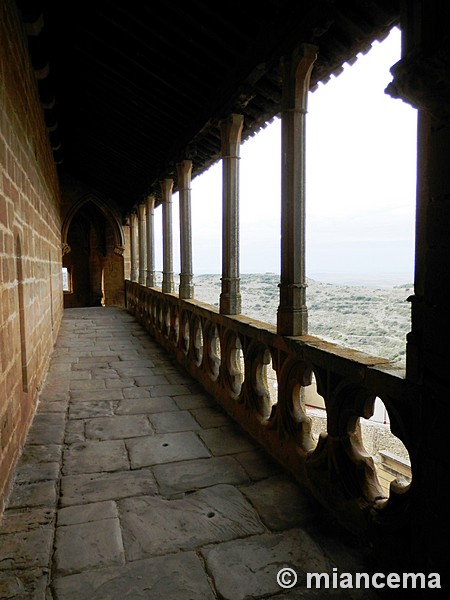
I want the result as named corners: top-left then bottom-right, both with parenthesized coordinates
top-left (62, 195), bottom-right (125, 308)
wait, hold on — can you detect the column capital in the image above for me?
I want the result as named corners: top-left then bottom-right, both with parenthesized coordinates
top-left (220, 113), bottom-right (244, 158)
top-left (160, 178), bottom-right (174, 200)
top-left (282, 44), bottom-right (318, 113)
top-left (176, 160), bottom-right (193, 191)
top-left (386, 47), bottom-right (450, 122)
top-left (137, 202), bottom-right (146, 220)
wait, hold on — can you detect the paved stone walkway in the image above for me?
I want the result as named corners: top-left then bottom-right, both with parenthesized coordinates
top-left (0, 307), bottom-right (382, 599)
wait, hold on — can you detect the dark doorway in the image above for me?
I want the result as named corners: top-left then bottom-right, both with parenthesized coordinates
top-left (63, 201), bottom-right (124, 308)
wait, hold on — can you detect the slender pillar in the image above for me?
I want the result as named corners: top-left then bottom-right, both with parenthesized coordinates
top-left (129, 211), bottom-right (138, 282)
top-left (220, 113), bottom-right (244, 315)
top-left (177, 160), bottom-right (194, 299)
top-left (277, 44), bottom-right (317, 336)
top-left (146, 194), bottom-right (156, 287)
top-left (160, 178), bottom-right (174, 293)
top-left (137, 202), bottom-right (146, 285)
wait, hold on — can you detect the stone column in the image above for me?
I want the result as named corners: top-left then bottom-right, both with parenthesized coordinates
top-left (384, 2), bottom-right (450, 580)
top-left (129, 211), bottom-right (138, 282)
top-left (160, 178), bottom-right (174, 293)
top-left (277, 44), bottom-right (317, 336)
top-left (177, 160), bottom-right (194, 299)
top-left (146, 194), bottom-right (156, 287)
top-left (386, 14), bottom-right (450, 387)
top-left (220, 113), bottom-right (244, 315)
top-left (137, 202), bottom-right (146, 285)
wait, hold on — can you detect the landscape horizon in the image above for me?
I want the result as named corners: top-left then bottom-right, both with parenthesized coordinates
top-left (152, 271), bottom-right (412, 365)
top-left (185, 272), bottom-right (413, 366)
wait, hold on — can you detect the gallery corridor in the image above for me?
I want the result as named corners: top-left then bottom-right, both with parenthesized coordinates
top-left (0, 307), bottom-right (382, 599)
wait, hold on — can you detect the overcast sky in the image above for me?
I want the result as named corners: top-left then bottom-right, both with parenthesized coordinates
top-left (154, 26), bottom-right (417, 283)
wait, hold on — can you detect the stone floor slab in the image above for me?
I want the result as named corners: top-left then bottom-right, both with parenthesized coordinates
top-left (37, 391), bottom-right (70, 403)
top-left (69, 379), bottom-right (106, 391)
top-left (114, 367), bottom-right (156, 378)
top-left (115, 395), bottom-right (178, 414)
top-left (7, 481), bottom-right (57, 509)
top-left (202, 528), bottom-right (332, 600)
top-left (60, 469), bottom-right (157, 506)
top-left (58, 500), bottom-right (118, 525)
top-left (148, 409), bottom-right (201, 433)
top-left (119, 484), bottom-right (265, 559)
top-left (14, 461), bottom-right (60, 484)
top-left (54, 518), bottom-right (125, 576)
top-left (68, 400), bottom-right (117, 419)
top-left (174, 393), bottom-right (216, 410)
top-left (52, 552), bottom-right (215, 600)
top-left (109, 359), bottom-right (156, 369)
top-left (241, 475), bottom-right (319, 531)
top-left (135, 374), bottom-right (172, 387)
top-left (126, 432), bottom-right (210, 468)
top-left (65, 420), bottom-right (85, 443)
top-left (198, 425), bottom-right (258, 456)
top-left (0, 507), bottom-right (55, 534)
top-left (149, 384), bottom-right (190, 397)
top-left (85, 415), bottom-right (153, 440)
top-left (91, 367), bottom-right (120, 379)
top-left (105, 377), bottom-right (135, 388)
top-left (70, 389), bottom-right (124, 402)
top-left (191, 406), bottom-right (231, 428)
top-left (0, 567), bottom-right (49, 600)
top-left (234, 449), bottom-right (282, 480)
top-left (36, 399), bottom-right (68, 413)
top-left (25, 413), bottom-right (66, 445)
top-left (153, 456), bottom-right (250, 497)
top-left (62, 440), bottom-right (129, 474)
top-left (0, 528), bottom-right (54, 570)
top-left (20, 444), bottom-right (62, 464)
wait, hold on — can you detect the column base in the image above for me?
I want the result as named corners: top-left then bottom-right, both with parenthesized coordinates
top-left (179, 285), bottom-right (194, 299)
top-left (146, 273), bottom-right (156, 287)
top-left (220, 293), bottom-right (242, 315)
top-left (162, 272), bottom-right (174, 294)
top-left (277, 306), bottom-right (308, 336)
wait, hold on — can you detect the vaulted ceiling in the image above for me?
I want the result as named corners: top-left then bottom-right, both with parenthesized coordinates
top-left (17, 0), bottom-right (400, 214)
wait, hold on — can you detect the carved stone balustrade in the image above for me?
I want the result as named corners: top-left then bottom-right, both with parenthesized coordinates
top-left (126, 280), bottom-right (418, 565)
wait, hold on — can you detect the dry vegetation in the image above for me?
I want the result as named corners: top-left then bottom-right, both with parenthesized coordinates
top-left (191, 273), bottom-right (412, 366)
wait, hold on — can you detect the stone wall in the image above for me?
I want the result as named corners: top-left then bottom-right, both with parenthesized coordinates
top-left (0, 0), bottom-right (63, 517)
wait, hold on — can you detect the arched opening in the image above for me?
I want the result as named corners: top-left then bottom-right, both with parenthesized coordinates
top-left (63, 199), bottom-right (125, 308)
top-left (360, 397), bottom-right (411, 498)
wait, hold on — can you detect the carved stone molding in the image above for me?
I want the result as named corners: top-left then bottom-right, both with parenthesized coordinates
top-left (114, 245), bottom-right (125, 256)
top-left (62, 242), bottom-right (71, 256)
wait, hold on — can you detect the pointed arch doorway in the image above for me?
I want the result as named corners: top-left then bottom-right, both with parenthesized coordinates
top-left (62, 195), bottom-right (125, 308)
